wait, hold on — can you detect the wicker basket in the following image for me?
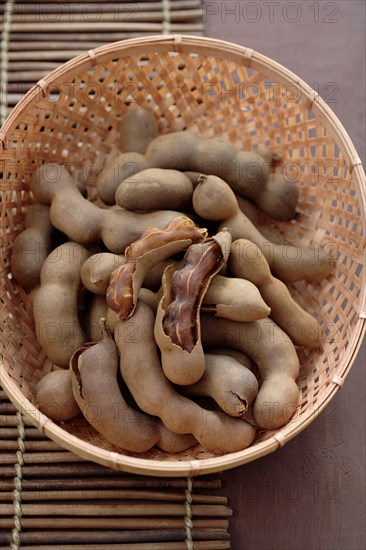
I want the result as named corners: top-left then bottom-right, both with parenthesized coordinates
top-left (1, 35), bottom-right (365, 477)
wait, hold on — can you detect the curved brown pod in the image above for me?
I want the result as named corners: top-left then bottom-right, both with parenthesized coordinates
top-left (10, 203), bottom-right (54, 290)
top-left (33, 242), bottom-right (92, 368)
top-left (70, 319), bottom-right (196, 453)
top-left (96, 152), bottom-right (149, 205)
top-left (201, 314), bottom-right (300, 430)
top-left (202, 274), bottom-right (270, 322)
top-left (155, 228), bottom-right (232, 385)
top-left (119, 107), bottom-right (159, 154)
top-left (182, 353), bottom-right (259, 417)
top-left (144, 131), bottom-right (298, 221)
top-left (115, 168), bottom-right (193, 211)
top-left (229, 239), bottom-right (321, 347)
top-left (115, 302), bottom-right (256, 453)
top-left (35, 370), bottom-right (80, 422)
top-left (193, 174), bottom-right (335, 283)
top-left (31, 163), bottom-right (184, 253)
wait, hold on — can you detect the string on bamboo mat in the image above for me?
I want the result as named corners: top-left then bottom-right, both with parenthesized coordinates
top-left (0, 0), bottom-right (15, 124)
top-left (11, 411), bottom-right (25, 550)
top-left (162, 0), bottom-right (171, 35)
top-left (184, 477), bottom-right (193, 550)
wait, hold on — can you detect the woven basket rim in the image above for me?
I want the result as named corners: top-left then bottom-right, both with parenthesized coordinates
top-left (1, 35), bottom-right (365, 476)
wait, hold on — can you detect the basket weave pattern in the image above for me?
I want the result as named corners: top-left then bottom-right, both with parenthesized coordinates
top-left (0, 36), bottom-right (365, 475)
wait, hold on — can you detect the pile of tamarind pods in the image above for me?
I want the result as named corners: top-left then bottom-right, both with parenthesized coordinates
top-left (11, 107), bottom-right (335, 455)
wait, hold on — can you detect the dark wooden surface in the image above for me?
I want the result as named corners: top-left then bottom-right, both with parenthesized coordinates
top-left (203, 2), bottom-right (366, 549)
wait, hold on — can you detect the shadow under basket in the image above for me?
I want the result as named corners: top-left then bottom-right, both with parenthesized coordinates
top-left (0, 35), bottom-right (365, 476)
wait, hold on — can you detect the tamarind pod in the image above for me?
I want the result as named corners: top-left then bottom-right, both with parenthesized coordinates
top-left (257, 149), bottom-right (283, 169)
top-left (70, 320), bottom-right (159, 452)
top-left (115, 302), bottom-right (256, 453)
top-left (155, 229), bottom-right (232, 386)
top-left (81, 253), bottom-right (175, 295)
top-left (202, 274), bottom-right (270, 322)
top-left (138, 287), bottom-right (163, 313)
top-left (82, 294), bottom-right (108, 342)
top-left (193, 174), bottom-right (334, 283)
top-left (10, 203), bottom-right (54, 289)
top-left (145, 132), bottom-right (298, 220)
top-left (201, 315), bottom-right (300, 430)
top-left (182, 353), bottom-right (258, 417)
top-left (229, 240), bottom-right (321, 347)
top-left (183, 171), bottom-right (202, 187)
top-left (115, 168), bottom-right (193, 211)
top-left (96, 152), bottom-right (149, 205)
top-left (31, 164), bottom-right (185, 253)
top-left (236, 196), bottom-right (289, 244)
top-left (33, 242), bottom-right (92, 368)
top-left (70, 320), bottom-right (196, 454)
top-left (35, 370), bottom-right (80, 422)
top-left (106, 216), bottom-right (206, 320)
top-left (206, 347), bottom-right (256, 373)
top-left (81, 253), bottom-right (125, 295)
top-left (119, 107), bottom-right (159, 155)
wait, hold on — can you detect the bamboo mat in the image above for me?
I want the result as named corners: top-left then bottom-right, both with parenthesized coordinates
top-left (0, 0), bottom-right (204, 122)
top-left (0, 3), bottom-right (232, 548)
top-left (0, 387), bottom-right (232, 549)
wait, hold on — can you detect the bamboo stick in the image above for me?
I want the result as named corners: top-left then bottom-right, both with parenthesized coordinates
top-left (0, 451), bottom-right (86, 464)
top-left (8, 51), bottom-right (90, 61)
top-left (8, 62), bottom-right (60, 71)
top-left (8, 0), bottom-right (201, 6)
top-left (8, 30), bottom-right (203, 44)
top-left (0, 476), bottom-right (221, 491)
top-left (0, 489), bottom-right (227, 505)
top-left (7, 10), bottom-right (203, 23)
top-left (0, 391), bottom-right (9, 400)
top-left (0, 502), bottom-right (233, 517)
top-left (8, 1), bottom-right (202, 12)
top-left (0, 463), bottom-right (134, 478)
top-left (0, 463), bottom-right (221, 483)
top-left (8, 40), bottom-right (141, 49)
top-left (0, 415), bottom-right (33, 427)
top-left (7, 22), bottom-right (204, 33)
top-left (7, 71), bottom-right (63, 82)
top-left (4, 0), bottom-right (197, 7)
top-left (0, 440), bottom-right (64, 452)
top-left (0, 427), bottom-right (45, 439)
top-left (4, 92), bottom-right (31, 103)
top-left (2, 543), bottom-right (231, 550)
top-left (0, 528), bottom-right (229, 545)
top-left (0, 517), bottom-right (230, 530)
top-left (0, 403), bottom-right (16, 414)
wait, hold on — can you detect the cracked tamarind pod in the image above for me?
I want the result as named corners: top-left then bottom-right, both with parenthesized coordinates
top-left (106, 216), bottom-right (206, 321)
top-left (70, 318), bottom-right (197, 454)
top-left (81, 252), bottom-right (177, 295)
top-left (115, 302), bottom-right (255, 453)
top-left (154, 228), bottom-right (232, 386)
